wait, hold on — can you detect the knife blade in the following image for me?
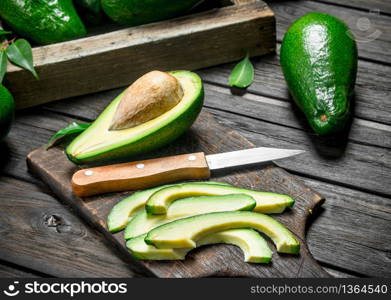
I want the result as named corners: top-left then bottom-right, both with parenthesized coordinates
top-left (71, 147), bottom-right (305, 197)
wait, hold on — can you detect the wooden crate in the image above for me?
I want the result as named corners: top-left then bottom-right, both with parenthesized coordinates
top-left (5, 0), bottom-right (275, 109)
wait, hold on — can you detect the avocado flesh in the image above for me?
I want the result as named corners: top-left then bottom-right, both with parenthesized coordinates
top-left (124, 194), bottom-right (256, 239)
top-left (0, 0), bottom-right (86, 45)
top-left (280, 12), bottom-right (357, 135)
top-left (127, 234), bottom-right (190, 260)
top-left (127, 229), bottom-right (272, 263)
top-left (145, 211), bottom-right (300, 254)
top-left (107, 181), bottom-right (230, 232)
top-left (66, 71), bottom-right (204, 164)
top-left (145, 183), bottom-right (295, 215)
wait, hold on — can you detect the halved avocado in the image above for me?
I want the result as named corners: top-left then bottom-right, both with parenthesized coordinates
top-left (66, 71), bottom-right (204, 164)
top-left (145, 183), bottom-right (295, 215)
top-left (124, 194), bottom-right (256, 239)
top-left (107, 181), bottom-right (230, 233)
top-left (127, 229), bottom-right (272, 263)
top-left (145, 211), bottom-right (300, 254)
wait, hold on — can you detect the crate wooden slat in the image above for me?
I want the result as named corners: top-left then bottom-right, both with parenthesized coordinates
top-left (6, 0), bottom-right (275, 109)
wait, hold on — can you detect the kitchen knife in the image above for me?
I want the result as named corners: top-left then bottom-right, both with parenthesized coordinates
top-left (71, 147), bottom-right (305, 196)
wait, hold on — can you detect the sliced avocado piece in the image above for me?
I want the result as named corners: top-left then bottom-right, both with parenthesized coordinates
top-left (107, 181), bottom-right (230, 232)
top-left (124, 194), bottom-right (255, 239)
top-left (145, 183), bottom-right (294, 215)
top-left (145, 211), bottom-right (300, 254)
top-left (197, 229), bottom-right (272, 263)
top-left (127, 233), bottom-right (190, 260)
top-left (66, 71), bottom-right (204, 164)
top-left (127, 229), bottom-right (272, 263)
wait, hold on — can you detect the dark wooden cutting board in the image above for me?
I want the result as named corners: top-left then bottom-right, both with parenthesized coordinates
top-left (27, 111), bottom-right (328, 277)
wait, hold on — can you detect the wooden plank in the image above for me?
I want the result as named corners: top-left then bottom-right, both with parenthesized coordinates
top-left (1, 109), bottom-right (73, 184)
top-left (2, 175), bottom-right (383, 277)
top-left (322, 267), bottom-right (357, 278)
top-left (5, 0), bottom-right (275, 109)
top-left (301, 176), bottom-right (391, 277)
top-left (0, 177), bottom-right (140, 277)
top-left (0, 262), bottom-right (41, 278)
top-left (269, 0), bottom-right (391, 64)
top-left (206, 108), bottom-right (391, 197)
top-left (42, 78), bottom-right (391, 149)
top-left (313, 0), bottom-right (391, 15)
top-left (27, 111), bottom-right (329, 278)
top-left (201, 83), bottom-right (391, 149)
top-left (198, 45), bottom-right (391, 125)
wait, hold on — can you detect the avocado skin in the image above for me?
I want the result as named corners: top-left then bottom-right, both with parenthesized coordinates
top-left (0, 85), bottom-right (15, 141)
top-left (0, 0), bottom-right (87, 45)
top-left (74, 0), bottom-right (104, 24)
top-left (280, 13), bottom-right (357, 135)
top-left (101, 0), bottom-right (203, 25)
top-left (75, 0), bottom-right (101, 15)
top-left (66, 71), bottom-right (204, 164)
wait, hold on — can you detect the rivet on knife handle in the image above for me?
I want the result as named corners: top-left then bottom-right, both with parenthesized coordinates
top-left (71, 152), bottom-right (211, 197)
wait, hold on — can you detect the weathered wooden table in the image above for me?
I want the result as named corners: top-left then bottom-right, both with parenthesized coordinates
top-left (0, 0), bottom-right (390, 278)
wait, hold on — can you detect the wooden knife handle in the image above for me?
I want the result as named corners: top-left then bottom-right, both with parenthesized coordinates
top-left (71, 152), bottom-right (211, 197)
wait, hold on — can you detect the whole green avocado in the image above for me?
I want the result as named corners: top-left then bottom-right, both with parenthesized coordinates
top-left (0, 85), bottom-right (15, 141)
top-left (101, 0), bottom-right (204, 25)
top-left (0, 0), bottom-right (87, 45)
top-left (280, 13), bottom-right (357, 135)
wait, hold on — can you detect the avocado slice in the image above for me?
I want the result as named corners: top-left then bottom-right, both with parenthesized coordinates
top-left (107, 181), bottom-right (230, 233)
top-left (145, 183), bottom-right (295, 215)
top-left (101, 0), bottom-right (203, 26)
top-left (0, 0), bottom-right (87, 45)
top-left (127, 229), bottom-right (272, 263)
top-left (124, 194), bottom-right (256, 239)
top-left (145, 211), bottom-right (300, 254)
top-left (66, 71), bottom-right (204, 164)
top-left (280, 13), bottom-right (357, 135)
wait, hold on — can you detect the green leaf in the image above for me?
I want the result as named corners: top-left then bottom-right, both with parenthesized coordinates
top-left (0, 50), bottom-right (7, 83)
top-left (0, 30), bottom-right (11, 36)
top-left (46, 122), bottom-right (90, 150)
top-left (228, 52), bottom-right (254, 88)
top-left (6, 39), bottom-right (39, 79)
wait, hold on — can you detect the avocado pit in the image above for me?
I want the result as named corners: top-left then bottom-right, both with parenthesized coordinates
top-left (109, 71), bottom-right (184, 131)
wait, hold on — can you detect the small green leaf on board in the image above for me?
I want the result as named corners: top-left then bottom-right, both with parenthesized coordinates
top-left (0, 50), bottom-right (7, 83)
top-left (46, 122), bottom-right (91, 150)
top-left (6, 39), bottom-right (39, 79)
top-left (228, 52), bottom-right (254, 88)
